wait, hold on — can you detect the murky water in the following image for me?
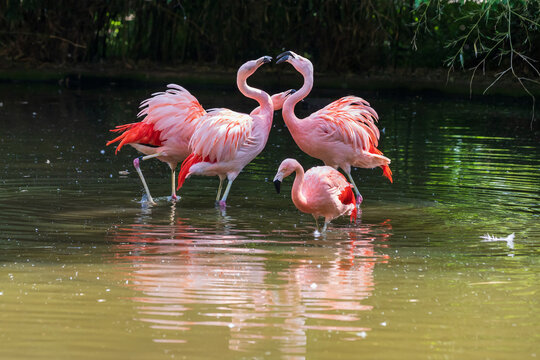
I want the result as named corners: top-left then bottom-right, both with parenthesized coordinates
top-left (0, 81), bottom-right (538, 359)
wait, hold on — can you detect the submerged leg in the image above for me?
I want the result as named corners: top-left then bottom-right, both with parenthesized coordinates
top-left (322, 221), bottom-right (329, 233)
top-left (133, 157), bottom-right (157, 205)
top-left (218, 179), bottom-right (234, 210)
top-left (345, 171), bottom-right (363, 207)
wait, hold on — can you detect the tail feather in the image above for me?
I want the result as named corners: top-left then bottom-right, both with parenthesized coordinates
top-left (177, 154), bottom-right (202, 190)
top-left (367, 141), bottom-right (393, 183)
top-left (106, 122), bottom-right (162, 154)
top-left (381, 165), bottom-right (393, 183)
top-left (177, 153), bottom-right (213, 190)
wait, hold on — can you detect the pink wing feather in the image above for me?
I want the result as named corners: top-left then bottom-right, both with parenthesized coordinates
top-left (305, 167), bottom-right (357, 222)
top-left (137, 84), bottom-right (206, 139)
top-left (309, 96), bottom-right (380, 152)
top-left (189, 109), bottom-right (253, 162)
top-left (107, 84), bottom-right (206, 152)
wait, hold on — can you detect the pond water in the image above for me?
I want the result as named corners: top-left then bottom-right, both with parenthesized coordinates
top-left (0, 80), bottom-right (538, 360)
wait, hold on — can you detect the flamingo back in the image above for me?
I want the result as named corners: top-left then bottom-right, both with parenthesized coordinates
top-left (303, 166), bottom-right (357, 221)
top-left (189, 109), bottom-right (253, 163)
top-left (311, 96), bottom-right (380, 152)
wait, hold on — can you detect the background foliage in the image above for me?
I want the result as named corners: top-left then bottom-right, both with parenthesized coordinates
top-left (0, 0), bottom-right (539, 95)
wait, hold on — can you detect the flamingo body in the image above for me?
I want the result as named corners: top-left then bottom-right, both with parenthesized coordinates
top-left (274, 158), bottom-right (357, 232)
top-left (177, 56), bottom-right (293, 207)
top-left (107, 84), bottom-right (206, 167)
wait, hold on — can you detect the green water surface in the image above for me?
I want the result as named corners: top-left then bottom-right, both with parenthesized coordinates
top-left (0, 82), bottom-right (538, 360)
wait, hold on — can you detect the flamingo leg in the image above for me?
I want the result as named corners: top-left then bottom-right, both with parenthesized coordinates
top-left (170, 168), bottom-right (178, 201)
top-left (345, 171), bottom-right (363, 207)
top-left (322, 221), bottom-right (329, 233)
top-left (216, 176), bottom-right (224, 202)
top-left (132, 152), bottom-right (164, 205)
top-left (218, 180), bottom-right (234, 210)
top-left (133, 157), bottom-right (157, 205)
top-left (141, 153), bottom-right (163, 161)
top-left (314, 216), bottom-right (320, 233)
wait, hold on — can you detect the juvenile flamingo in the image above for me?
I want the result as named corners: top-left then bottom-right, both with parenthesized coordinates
top-left (273, 158), bottom-right (357, 233)
top-left (106, 84), bottom-right (206, 204)
top-left (177, 56), bottom-right (293, 209)
top-left (276, 51), bottom-right (392, 205)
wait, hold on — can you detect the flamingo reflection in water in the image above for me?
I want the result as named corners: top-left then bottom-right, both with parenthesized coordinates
top-left (108, 214), bottom-right (391, 356)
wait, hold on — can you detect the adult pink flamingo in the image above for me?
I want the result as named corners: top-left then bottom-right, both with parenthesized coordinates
top-left (177, 56), bottom-right (293, 209)
top-left (276, 51), bottom-right (392, 205)
top-left (106, 84), bottom-right (206, 204)
top-left (273, 158), bottom-right (357, 233)
top-left (107, 76), bottom-right (291, 206)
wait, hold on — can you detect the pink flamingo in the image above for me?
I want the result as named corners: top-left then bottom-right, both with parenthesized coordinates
top-left (273, 158), bottom-right (357, 233)
top-left (276, 51), bottom-right (392, 205)
top-left (177, 56), bottom-right (293, 209)
top-left (106, 84), bottom-right (206, 204)
top-left (107, 75), bottom-right (291, 206)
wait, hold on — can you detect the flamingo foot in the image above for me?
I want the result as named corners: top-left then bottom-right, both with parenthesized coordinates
top-left (218, 200), bottom-right (227, 211)
top-left (141, 194), bottom-right (157, 206)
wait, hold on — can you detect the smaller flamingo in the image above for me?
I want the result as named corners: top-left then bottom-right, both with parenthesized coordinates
top-left (273, 158), bottom-right (357, 233)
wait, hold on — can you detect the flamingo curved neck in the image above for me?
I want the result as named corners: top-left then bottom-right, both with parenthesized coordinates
top-left (282, 67), bottom-right (313, 130)
top-left (237, 71), bottom-right (272, 117)
top-left (291, 165), bottom-right (309, 211)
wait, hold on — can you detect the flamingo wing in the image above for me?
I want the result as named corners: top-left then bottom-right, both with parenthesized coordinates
top-left (107, 84), bottom-right (206, 153)
top-left (302, 167), bottom-right (348, 199)
top-left (309, 96), bottom-right (380, 152)
top-left (189, 109), bottom-right (253, 162)
top-left (304, 167), bottom-right (357, 221)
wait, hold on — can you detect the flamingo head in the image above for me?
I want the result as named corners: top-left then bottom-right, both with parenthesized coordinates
top-left (271, 89), bottom-right (296, 111)
top-left (276, 51), bottom-right (313, 75)
top-left (273, 158), bottom-right (302, 193)
top-left (237, 56), bottom-right (272, 78)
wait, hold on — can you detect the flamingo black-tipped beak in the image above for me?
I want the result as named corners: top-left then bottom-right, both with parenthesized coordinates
top-left (262, 56), bottom-right (272, 64)
top-left (273, 180), bottom-right (281, 194)
top-left (277, 51), bottom-right (294, 59)
top-left (276, 55), bottom-right (290, 65)
top-left (287, 89), bottom-right (297, 96)
top-left (276, 51), bottom-right (297, 64)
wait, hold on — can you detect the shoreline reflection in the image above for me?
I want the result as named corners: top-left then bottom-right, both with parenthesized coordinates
top-left (108, 213), bottom-right (392, 357)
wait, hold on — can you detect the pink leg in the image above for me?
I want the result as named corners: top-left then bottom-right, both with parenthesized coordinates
top-left (170, 168), bottom-right (178, 202)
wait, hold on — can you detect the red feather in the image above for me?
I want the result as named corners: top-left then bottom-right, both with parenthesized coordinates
top-left (381, 164), bottom-right (393, 183)
top-left (177, 153), bottom-right (212, 190)
top-left (106, 122), bottom-right (163, 154)
top-left (350, 206), bottom-right (357, 223)
top-left (368, 140), bottom-right (393, 183)
top-left (338, 184), bottom-right (358, 223)
top-left (339, 184), bottom-right (356, 205)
